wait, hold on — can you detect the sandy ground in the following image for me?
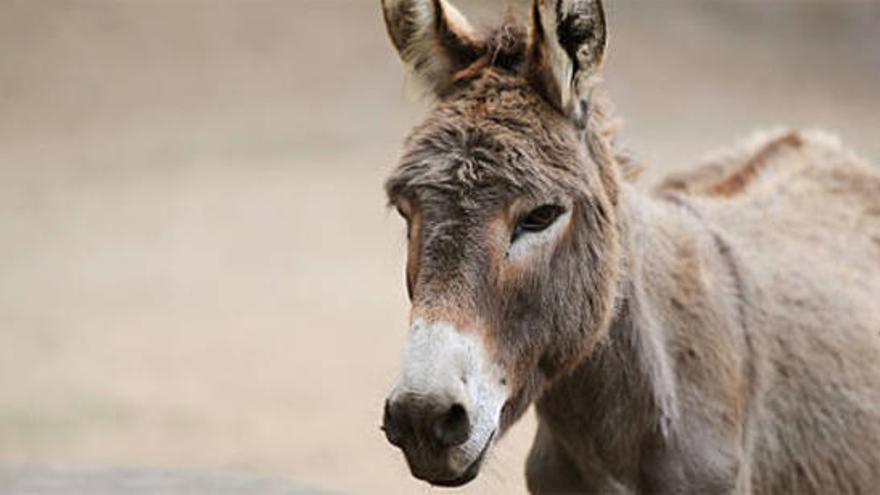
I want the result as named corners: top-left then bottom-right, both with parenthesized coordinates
top-left (0, 1), bottom-right (878, 494)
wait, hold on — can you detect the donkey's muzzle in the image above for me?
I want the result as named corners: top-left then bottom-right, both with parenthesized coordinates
top-left (383, 396), bottom-right (471, 449)
top-left (382, 319), bottom-right (506, 486)
top-left (382, 395), bottom-right (478, 484)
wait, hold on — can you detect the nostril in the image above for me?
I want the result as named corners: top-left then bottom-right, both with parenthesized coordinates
top-left (382, 400), bottom-right (404, 447)
top-left (432, 403), bottom-right (471, 448)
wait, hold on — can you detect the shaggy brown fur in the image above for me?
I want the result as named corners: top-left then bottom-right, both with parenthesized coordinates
top-left (381, 0), bottom-right (880, 493)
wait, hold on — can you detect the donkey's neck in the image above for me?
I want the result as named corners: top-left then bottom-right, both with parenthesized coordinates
top-left (535, 183), bottom-right (715, 481)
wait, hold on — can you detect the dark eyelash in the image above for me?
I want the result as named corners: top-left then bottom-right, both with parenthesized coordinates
top-left (511, 204), bottom-right (566, 242)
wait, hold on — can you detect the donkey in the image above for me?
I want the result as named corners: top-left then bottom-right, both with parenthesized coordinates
top-left (379, 0), bottom-right (880, 492)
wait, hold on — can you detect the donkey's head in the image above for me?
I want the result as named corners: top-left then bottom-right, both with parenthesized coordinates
top-left (381, 0), bottom-right (622, 486)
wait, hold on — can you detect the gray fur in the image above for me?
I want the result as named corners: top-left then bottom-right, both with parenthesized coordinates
top-left (381, 1), bottom-right (880, 493)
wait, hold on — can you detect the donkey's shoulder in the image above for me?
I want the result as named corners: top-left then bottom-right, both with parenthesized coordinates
top-left (654, 129), bottom-right (876, 200)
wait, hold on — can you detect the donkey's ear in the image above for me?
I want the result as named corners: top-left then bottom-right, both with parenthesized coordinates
top-left (528, 0), bottom-right (607, 126)
top-left (381, 0), bottom-right (484, 95)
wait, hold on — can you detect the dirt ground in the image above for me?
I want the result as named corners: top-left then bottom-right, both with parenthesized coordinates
top-left (0, 1), bottom-right (878, 494)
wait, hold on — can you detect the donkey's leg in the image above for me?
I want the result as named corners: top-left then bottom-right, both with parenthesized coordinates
top-left (639, 434), bottom-right (748, 494)
top-left (526, 422), bottom-right (631, 495)
top-left (525, 423), bottom-right (583, 494)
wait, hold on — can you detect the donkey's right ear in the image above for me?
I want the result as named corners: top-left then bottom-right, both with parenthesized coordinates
top-left (381, 0), bottom-right (484, 96)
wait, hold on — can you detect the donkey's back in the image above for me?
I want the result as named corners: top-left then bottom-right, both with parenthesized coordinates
top-left (660, 130), bottom-right (880, 493)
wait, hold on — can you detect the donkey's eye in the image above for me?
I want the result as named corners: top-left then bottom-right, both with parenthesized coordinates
top-left (512, 204), bottom-right (566, 242)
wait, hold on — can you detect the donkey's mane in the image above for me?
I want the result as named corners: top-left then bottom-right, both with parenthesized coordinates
top-left (440, 17), bottom-right (643, 189)
top-left (452, 21), bottom-right (528, 82)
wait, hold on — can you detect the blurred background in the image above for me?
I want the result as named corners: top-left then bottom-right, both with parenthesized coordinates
top-left (0, 1), bottom-right (878, 494)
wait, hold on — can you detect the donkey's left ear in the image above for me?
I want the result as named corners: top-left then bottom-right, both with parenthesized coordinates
top-left (382, 0), bottom-right (484, 96)
top-left (528, 0), bottom-right (607, 126)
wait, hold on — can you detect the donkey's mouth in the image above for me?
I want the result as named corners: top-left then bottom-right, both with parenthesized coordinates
top-left (427, 431), bottom-right (495, 488)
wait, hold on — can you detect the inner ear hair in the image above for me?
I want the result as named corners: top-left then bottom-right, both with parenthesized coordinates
top-left (527, 0), bottom-right (607, 125)
top-left (382, 0), bottom-right (485, 96)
